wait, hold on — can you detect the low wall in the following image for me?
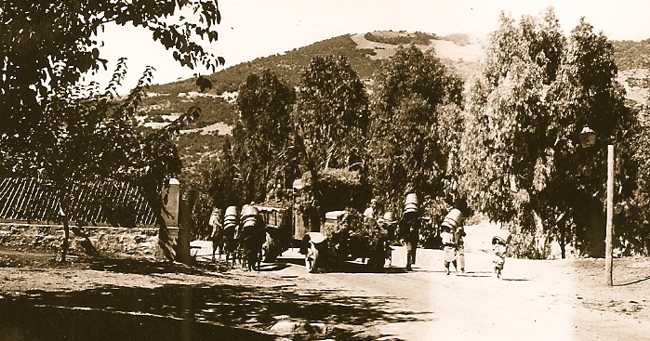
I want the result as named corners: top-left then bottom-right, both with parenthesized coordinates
top-left (0, 223), bottom-right (179, 259)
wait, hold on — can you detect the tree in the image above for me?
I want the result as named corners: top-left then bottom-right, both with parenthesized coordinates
top-left (292, 55), bottom-right (370, 229)
top-left (459, 10), bottom-right (634, 257)
top-left (1, 1), bottom-right (224, 167)
top-left (368, 45), bottom-right (464, 219)
top-left (233, 70), bottom-right (296, 203)
top-left (0, 1), bottom-right (224, 261)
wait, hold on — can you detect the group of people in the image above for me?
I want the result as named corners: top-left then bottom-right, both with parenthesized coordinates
top-left (364, 194), bottom-right (510, 278)
top-left (362, 193), bottom-right (426, 272)
top-left (208, 194), bottom-right (510, 277)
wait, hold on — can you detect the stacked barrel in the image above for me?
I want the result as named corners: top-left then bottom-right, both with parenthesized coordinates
top-left (441, 208), bottom-right (463, 230)
top-left (240, 205), bottom-right (264, 270)
top-left (240, 205), bottom-right (259, 229)
top-left (223, 206), bottom-right (239, 234)
top-left (403, 193), bottom-right (419, 214)
top-left (442, 208), bottom-right (465, 271)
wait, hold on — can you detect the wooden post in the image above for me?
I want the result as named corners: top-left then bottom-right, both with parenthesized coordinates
top-left (605, 144), bottom-right (614, 286)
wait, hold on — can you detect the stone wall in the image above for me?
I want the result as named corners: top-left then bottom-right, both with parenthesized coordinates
top-left (0, 223), bottom-right (179, 259)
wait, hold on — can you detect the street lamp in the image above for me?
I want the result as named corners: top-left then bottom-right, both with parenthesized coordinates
top-left (579, 126), bottom-right (614, 286)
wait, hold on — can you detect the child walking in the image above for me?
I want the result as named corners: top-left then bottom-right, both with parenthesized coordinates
top-left (492, 234), bottom-right (508, 279)
top-left (440, 225), bottom-right (457, 275)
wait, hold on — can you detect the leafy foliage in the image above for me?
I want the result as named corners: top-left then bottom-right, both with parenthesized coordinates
top-left (363, 31), bottom-right (437, 46)
top-left (613, 39), bottom-right (650, 70)
top-left (0, 0), bottom-right (224, 261)
top-left (293, 55), bottom-right (370, 171)
top-left (368, 45), bottom-right (464, 218)
top-left (459, 10), bottom-right (636, 257)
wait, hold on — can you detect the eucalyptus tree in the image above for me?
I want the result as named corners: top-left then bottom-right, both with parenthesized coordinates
top-left (459, 10), bottom-right (633, 257)
top-left (368, 45), bottom-right (464, 219)
top-left (234, 70), bottom-right (296, 202)
top-left (292, 55), bottom-right (370, 229)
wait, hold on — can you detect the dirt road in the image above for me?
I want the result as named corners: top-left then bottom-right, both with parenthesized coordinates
top-left (192, 242), bottom-right (650, 340)
top-left (2, 244), bottom-right (649, 340)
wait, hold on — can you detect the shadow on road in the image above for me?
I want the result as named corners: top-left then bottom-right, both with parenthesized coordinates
top-left (614, 275), bottom-right (650, 287)
top-left (0, 282), bottom-right (430, 340)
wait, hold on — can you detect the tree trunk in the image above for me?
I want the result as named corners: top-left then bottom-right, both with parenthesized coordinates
top-left (157, 221), bottom-right (177, 261)
top-left (71, 225), bottom-right (99, 257)
top-left (532, 210), bottom-right (546, 258)
top-left (60, 214), bottom-right (70, 262)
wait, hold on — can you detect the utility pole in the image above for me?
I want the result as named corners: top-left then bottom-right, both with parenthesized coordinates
top-left (605, 144), bottom-right (614, 286)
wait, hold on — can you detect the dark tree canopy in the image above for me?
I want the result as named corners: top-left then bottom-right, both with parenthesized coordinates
top-left (1, 0), bottom-right (224, 176)
top-left (234, 69), bottom-right (296, 203)
top-left (293, 55), bottom-right (370, 172)
top-left (368, 45), bottom-right (464, 214)
top-left (459, 10), bottom-right (635, 257)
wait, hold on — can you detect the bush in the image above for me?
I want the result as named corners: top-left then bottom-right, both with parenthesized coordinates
top-left (363, 31), bottom-right (436, 45)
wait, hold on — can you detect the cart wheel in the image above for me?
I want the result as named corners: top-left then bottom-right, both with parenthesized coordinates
top-left (305, 243), bottom-right (320, 273)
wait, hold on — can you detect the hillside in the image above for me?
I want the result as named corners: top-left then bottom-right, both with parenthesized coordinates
top-left (138, 31), bottom-right (649, 183)
top-left (142, 31), bottom-right (484, 182)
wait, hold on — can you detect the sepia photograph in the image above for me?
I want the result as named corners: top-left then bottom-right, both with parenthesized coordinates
top-left (1, 1), bottom-right (649, 340)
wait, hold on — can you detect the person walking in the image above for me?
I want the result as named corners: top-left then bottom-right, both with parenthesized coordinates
top-left (440, 225), bottom-right (457, 275)
top-left (454, 225), bottom-right (467, 273)
top-left (492, 233), bottom-right (509, 279)
top-left (400, 193), bottom-right (420, 271)
top-left (209, 207), bottom-right (224, 261)
top-left (379, 211), bottom-right (398, 267)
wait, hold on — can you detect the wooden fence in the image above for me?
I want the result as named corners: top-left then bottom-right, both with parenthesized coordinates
top-left (0, 178), bottom-right (159, 226)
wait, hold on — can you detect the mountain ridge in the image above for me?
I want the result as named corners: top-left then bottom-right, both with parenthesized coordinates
top-left (137, 31), bottom-right (649, 182)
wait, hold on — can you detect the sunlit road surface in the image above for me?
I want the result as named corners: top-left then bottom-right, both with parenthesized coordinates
top-left (192, 241), bottom-right (649, 341)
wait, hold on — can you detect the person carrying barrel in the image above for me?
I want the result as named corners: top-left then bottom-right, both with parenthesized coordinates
top-left (440, 207), bottom-right (465, 274)
top-left (240, 204), bottom-right (266, 271)
top-left (222, 206), bottom-right (240, 266)
top-left (399, 193), bottom-right (420, 271)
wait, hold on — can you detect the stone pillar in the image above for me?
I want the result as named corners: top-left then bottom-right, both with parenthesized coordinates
top-left (162, 178), bottom-right (180, 228)
top-left (156, 178), bottom-right (180, 261)
top-left (177, 188), bottom-right (197, 265)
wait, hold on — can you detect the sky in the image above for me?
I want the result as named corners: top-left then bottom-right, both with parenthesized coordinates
top-left (94, 0), bottom-right (650, 92)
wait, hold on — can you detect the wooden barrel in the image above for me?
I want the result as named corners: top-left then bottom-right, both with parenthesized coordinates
top-left (404, 193), bottom-right (419, 213)
top-left (441, 208), bottom-right (463, 229)
top-left (224, 205), bottom-right (238, 226)
top-left (241, 205), bottom-right (259, 219)
top-left (492, 230), bottom-right (511, 245)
